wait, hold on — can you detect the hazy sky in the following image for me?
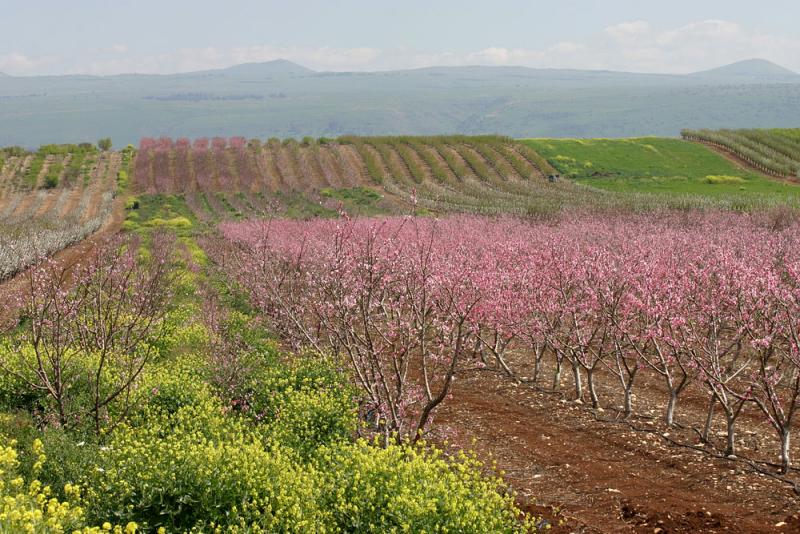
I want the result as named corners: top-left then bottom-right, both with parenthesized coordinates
top-left (2, 0), bottom-right (799, 75)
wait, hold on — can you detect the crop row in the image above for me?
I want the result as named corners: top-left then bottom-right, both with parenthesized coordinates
top-left (133, 136), bottom-right (575, 217)
top-left (0, 150), bottom-right (123, 281)
top-left (683, 128), bottom-right (800, 178)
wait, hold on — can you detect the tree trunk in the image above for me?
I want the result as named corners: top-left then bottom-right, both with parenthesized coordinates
top-left (780, 430), bottom-right (791, 474)
top-left (702, 395), bottom-right (716, 443)
top-left (532, 345), bottom-right (545, 385)
top-left (623, 385), bottom-right (633, 418)
top-left (532, 355), bottom-right (541, 384)
top-left (666, 390), bottom-right (678, 427)
top-left (587, 367), bottom-right (599, 409)
top-left (724, 411), bottom-right (737, 457)
top-left (571, 361), bottom-right (583, 402)
top-left (552, 358), bottom-right (562, 391)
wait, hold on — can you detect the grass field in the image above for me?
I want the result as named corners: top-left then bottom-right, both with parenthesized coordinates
top-left (524, 137), bottom-right (800, 199)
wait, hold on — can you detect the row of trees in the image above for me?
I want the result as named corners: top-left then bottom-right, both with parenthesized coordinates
top-left (216, 212), bottom-right (800, 473)
top-left (132, 136), bottom-right (567, 217)
top-left (683, 128), bottom-right (800, 178)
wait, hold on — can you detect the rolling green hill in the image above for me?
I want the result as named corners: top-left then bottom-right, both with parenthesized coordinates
top-left (524, 137), bottom-right (800, 199)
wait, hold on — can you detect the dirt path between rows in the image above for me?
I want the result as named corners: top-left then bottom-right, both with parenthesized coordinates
top-left (433, 368), bottom-right (800, 533)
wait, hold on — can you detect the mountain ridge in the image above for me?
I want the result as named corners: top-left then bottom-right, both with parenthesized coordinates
top-left (690, 58), bottom-right (798, 81)
top-left (1, 58), bottom-right (800, 147)
top-left (0, 58), bottom-right (796, 80)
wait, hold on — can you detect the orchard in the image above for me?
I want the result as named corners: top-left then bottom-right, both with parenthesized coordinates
top-left (218, 212), bottom-right (800, 474)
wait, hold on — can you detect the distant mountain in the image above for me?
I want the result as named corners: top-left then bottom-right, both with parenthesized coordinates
top-left (691, 59), bottom-right (798, 83)
top-left (179, 59), bottom-right (315, 79)
top-left (2, 58), bottom-right (800, 147)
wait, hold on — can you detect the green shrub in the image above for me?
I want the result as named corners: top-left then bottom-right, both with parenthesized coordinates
top-left (133, 359), bottom-right (213, 419)
top-left (266, 387), bottom-right (357, 458)
top-left (0, 421), bottom-right (100, 500)
top-left (706, 175), bottom-right (745, 184)
top-left (120, 220), bottom-right (139, 232)
top-left (0, 344), bottom-right (48, 413)
top-left (0, 438), bottom-right (90, 532)
top-left (84, 399), bottom-right (327, 532)
top-left (315, 440), bottom-right (532, 533)
top-left (241, 356), bottom-right (351, 421)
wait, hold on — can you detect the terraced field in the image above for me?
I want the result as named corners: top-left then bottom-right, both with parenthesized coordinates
top-left (132, 136), bottom-right (598, 218)
top-left (0, 145), bottom-right (124, 280)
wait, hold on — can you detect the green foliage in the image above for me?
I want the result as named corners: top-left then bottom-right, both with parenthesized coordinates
top-left (315, 440), bottom-right (531, 533)
top-left (0, 414), bottom-right (99, 501)
top-left (60, 153), bottom-right (86, 185)
top-left (84, 397), bottom-right (327, 532)
top-left (145, 216), bottom-right (193, 229)
top-left (0, 438), bottom-right (92, 533)
top-left (123, 194), bottom-right (198, 238)
top-left (23, 153), bottom-right (45, 189)
top-left (37, 144), bottom-right (96, 156)
top-left (83, 371), bottom-right (527, 532)
top-left (0, 344), bottom-right (47, 413)
top-left (0, 146), bottom-right (28, 158)
top-left (43, 160), bottom-right (62, 189)
top-left (267, 387), bottom-right (357, 458)
top-left (350, 139), bottom-right (384, 184)
top-left (319, 186), bottom-right (384, 215)
top-left (124, 196), bottom-right (139, 210)
top-left (117, 170), bottom-right (129, 190)
top-left (98, 138), bottom-right (113, 152)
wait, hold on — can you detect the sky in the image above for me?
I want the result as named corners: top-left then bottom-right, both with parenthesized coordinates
top-left (1, 0), bottom-right (799, 76)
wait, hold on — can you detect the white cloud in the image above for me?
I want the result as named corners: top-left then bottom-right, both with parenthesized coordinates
top-left (0, 53), bottom-right (56, 74)
top-left (2, 19), bottom-right (800, 76)
top-left (605, 20), bottom-right (651, 42)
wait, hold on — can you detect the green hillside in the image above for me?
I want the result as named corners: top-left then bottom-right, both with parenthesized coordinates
top-left (524, 137), bottom-right (800, 199)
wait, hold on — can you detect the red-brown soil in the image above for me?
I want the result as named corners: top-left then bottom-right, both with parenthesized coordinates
top-left (433, 364), bottom-right (800, 533)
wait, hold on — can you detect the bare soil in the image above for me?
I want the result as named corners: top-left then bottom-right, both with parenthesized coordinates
top-left (433, 365), bottom-right (800, 533)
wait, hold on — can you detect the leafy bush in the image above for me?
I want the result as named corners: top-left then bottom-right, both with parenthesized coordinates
top-left (0, 415), bottom-right (99, 501)
top-left (84, 398), bottom-right (326, 532)
top-left (315, 440), bottom-right (531, 533)
top-left (132, 358), bottom-right (213, 419)
top-left (266, 387), bottom-right (357, 458)
top-left (0, 437), bottom-right (143, 533)
top-left (83, 378), bottom-right (529, 532)
top-left (43, 172), bottom-right (59, 189)
top-left (0, 438), bottom-right (93, 532)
